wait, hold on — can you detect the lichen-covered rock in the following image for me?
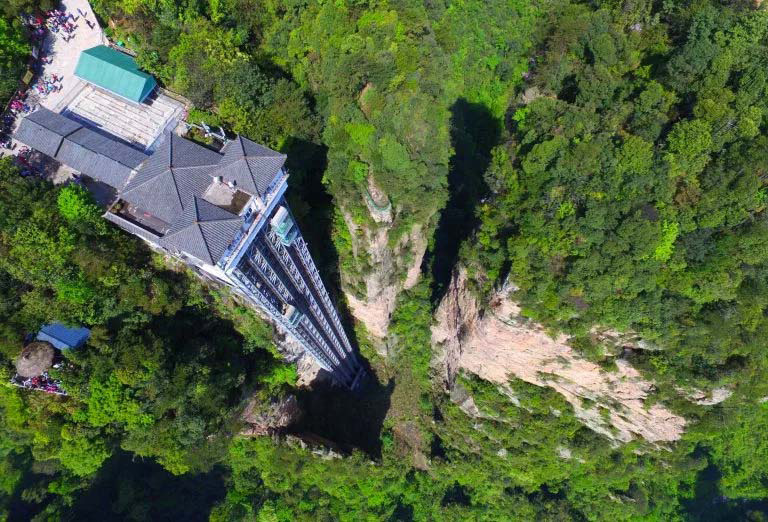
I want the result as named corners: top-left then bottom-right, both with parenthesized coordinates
top-left (684, 387), bottom-right (733, 406)
top-left (285, 434), bottom-right (343, 460)
top-left (273, 331), bottom-right (325, 387)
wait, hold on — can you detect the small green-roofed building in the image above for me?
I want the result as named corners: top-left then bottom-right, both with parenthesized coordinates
top-left (74, 45), bottom-right (157, 103)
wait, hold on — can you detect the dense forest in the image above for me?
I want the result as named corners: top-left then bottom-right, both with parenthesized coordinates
top-left (2, 0), bottom-right (768, 520)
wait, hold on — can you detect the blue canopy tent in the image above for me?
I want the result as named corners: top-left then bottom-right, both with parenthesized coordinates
top-left (36, 323), bottom-right (91, 351)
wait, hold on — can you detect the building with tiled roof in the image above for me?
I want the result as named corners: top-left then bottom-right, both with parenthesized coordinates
top-left (15, 105), bottom-right (365, 391)
top-left (14, 108), bottom-right (147, 188)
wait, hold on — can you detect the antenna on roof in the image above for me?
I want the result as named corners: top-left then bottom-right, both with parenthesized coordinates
top-left (183, 121), bottom-right (227, 143)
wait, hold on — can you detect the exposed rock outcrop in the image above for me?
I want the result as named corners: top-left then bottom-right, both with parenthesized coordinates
top-left (432, 269), bottom-right (687, 444)
top-left (285, 433), bottom-right (344, 460)
top-left (365, 175), bottom-right (393, 224)
top-left (342, 211), bottom-right (427, 342)
top-left (685, 387), bottom-right (733, 406)
top-left (274, 330), bottom-right (325, 387)
top-left (241, 394), bottom-right (303, 436)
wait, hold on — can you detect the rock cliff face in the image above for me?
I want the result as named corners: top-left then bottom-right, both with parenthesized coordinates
top-left (274, 331), bottom-right (324, 387)
top-left (342, 212), bottom-right (427, 341)
top-left (432, 269), bottom-right (686, 444)
top-left (241, 394), bottom-right (303, 436)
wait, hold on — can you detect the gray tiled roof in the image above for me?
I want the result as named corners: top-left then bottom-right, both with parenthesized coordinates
top-left (14, 108), bottom-right (148, 189)
top-left (124, 134), bottom-right (218, 189)
top-left (167, 133), bottom-right (222, 167)
top-left (14, 108), bottom-right (80, 157)
top-left (121, 134), bottom-right (219, 223)
top-left (66, 127), bottom-right (147, 169)
top-left (58, 128), bottom-right (148, 188)
top-left (15, 109), bottom-right (286, 266)
top-left (215, 136), bottom-right (285, 196)
top-left (26, 106), bottom-right (82, 135)
top-left (161, 197), bottom-right (241, 264)
top-left (121, 166), bottom-right (212, 223)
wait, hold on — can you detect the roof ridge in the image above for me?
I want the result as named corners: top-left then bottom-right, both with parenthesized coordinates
top-left (242, 156), bottom-right (256, 186)
top-left (163, 222), bottom-right (213, 264)
top-left (198, 222), bottom-right (214, 263)
top-left (249, 150), bottom-right (287, 159)
top-left (54, 125), bottom-right (82, 157)
top-left (238, 135), bottom-right (286, 158)
top-left (122, 136), bottom-right (176, 194)
top-left (167, 163), bottom-right (219, 170)
top-left (169, 168), bottom-right (184, 212)
top-left (192, 196), bottom-right (202, 222)
top-left (121, 164), bottom-right (168, 194)
top-left (168, 133), bottom-right (175, 168)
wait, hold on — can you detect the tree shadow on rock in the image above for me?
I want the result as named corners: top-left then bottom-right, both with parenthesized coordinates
top-left (428, 99), bottom-right (499, 305)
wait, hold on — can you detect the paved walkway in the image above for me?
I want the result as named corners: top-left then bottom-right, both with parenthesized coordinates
top-left (0, 0), bottom-right (105, 169)
top-left (40, 0), bottom-right (106, 111)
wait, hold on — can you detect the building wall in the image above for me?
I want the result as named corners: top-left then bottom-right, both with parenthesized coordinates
top-left (106, 171), bottom-right (365, 389)
top-left (225, 199), bottom-right (365, 390)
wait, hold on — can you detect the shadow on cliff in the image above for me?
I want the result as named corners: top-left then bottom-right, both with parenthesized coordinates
top-left (282, 136), bottom-right (365, 359)
top-left (282, 137), bottom-right (389, 456)
top-left (293, 369), bottom-right (394, 459)
top-left (283, 138), bottom-right (337, 290)
top-left (427, 99), bottom-right (499, 305)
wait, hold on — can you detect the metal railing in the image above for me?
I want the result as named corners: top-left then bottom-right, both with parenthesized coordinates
top-left (246, 245), bottom-right (294, 303)
top-left (294, 236), bottom-right (355, 354)
top-left (235, 252), bottom-right (345, 371)
top-left (230, 269), bottom-right (335, 371)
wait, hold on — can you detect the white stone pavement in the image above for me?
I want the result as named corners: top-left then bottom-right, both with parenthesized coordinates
top-left (0, 0), bottom-right (104, 163)
top-left (40, 0), bottom-right (106, 112)
top-left (2, 0), bottom-right (184, 174)
top-left (65, 83), bottom-right (184, 149)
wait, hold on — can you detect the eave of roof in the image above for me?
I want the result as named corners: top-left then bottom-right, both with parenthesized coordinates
top-left (13, 108), bottom-right (148, 189)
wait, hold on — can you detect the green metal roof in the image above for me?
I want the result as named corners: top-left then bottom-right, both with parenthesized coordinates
top-left (74, 45), bottom-right (157, 103)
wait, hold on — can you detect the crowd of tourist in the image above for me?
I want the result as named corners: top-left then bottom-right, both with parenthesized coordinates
top-left (0, 7), bottom-right (84, 167)
top-left (9, 372), bottom-right (67, 396)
